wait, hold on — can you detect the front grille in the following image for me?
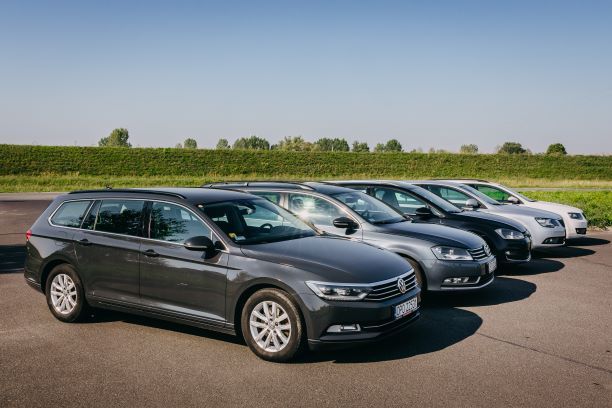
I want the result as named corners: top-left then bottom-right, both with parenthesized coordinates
top-left (468, 245), bottom-right (490, 260)
top-left (365, 272), bottom-right (416, 301)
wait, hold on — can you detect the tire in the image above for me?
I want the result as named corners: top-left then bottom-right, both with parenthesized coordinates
top-left (241, 288), bottom-right (304, 362)
top-left (403, 257), bottom-right (426, 291)
top-left (45, 263), bottom-right (88, 323)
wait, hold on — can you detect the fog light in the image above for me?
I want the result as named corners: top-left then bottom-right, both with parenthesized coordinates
top-left (443, 277), bottom-right (470, 284)
top-left (327, 324), bottom-right (361, 333)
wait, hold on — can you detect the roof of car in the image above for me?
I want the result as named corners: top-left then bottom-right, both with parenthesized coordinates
top-left (326, 180), bottom-right (422, 190)
top-left (204, 181), bottom-right (357, 195)
top-left (67, 187), bottom-right (256, 204)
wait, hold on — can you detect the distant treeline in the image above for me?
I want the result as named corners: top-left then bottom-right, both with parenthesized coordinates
top-left (1, 144), bottom-right (610, 180)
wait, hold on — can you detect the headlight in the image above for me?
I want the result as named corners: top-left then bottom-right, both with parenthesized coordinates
top-left (495, 228), bottom-right (525, 240)
top-left (306, 281), bottom-right (371, 301)
top-left (535, 217), bottom-right (557, 228)
top-left (568, 212), bottom-right (583, 220)
top-left (431, 246), bottom-right (473, 261)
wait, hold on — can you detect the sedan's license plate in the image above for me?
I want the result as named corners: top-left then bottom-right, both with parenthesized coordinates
top-left (487, 257), bottom-right (497, 273)
top-left (394, 297), bottom-right (418, 319)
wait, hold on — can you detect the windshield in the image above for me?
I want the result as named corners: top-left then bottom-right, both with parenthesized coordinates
top-left (331, 191), bottom-right (406, 224)
top-left (199, 198), bottom-right (316, 245)
top-left (457, 184), bottom-right (503, 205)
top-left (502, 186), bottom-right (536, 202)
top-left (409, 185), bottom-right (462, 213)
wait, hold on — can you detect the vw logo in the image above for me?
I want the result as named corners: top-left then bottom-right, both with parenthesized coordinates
top-left (397, 278), bottom-right (407, 294)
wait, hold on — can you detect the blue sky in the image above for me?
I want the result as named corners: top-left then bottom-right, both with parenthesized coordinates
top-left (0, 1), bottom-right (610, 153)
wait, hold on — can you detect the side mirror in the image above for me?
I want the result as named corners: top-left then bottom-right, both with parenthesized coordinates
top-left (332, 216), bottom-right (359, 230)
top-left (507, 196), bottom-right (520, 204)
top-left (414, 207), bottom-right (433, 217)
top-left (464, 199), bottom-right (479, 209)
top-left (184, 236), bottom-right (215, 252)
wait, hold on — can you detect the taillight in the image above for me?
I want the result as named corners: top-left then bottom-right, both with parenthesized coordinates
top-left (26, 229), bottom-right (32, 242)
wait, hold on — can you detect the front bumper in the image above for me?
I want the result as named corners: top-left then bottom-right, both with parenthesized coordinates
top-left (530, 225), bottom-right (566, 249)
top-left (422, 256), bottom-right (496, 291)
top-left (565, 218), bottom-right (588, 239)
top-left (300, 286), bottom-right (421, 349)
top-left (495, 235), bottom-right (531, 263)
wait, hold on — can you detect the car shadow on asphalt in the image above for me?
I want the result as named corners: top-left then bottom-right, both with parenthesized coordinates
top-left (0, 244), bottom-right (26, 274)
top-left (566, 237), bottom-right (610, 247)
top-left (497, 257), bottom-right (565, 276)
top-left (533, 246), bottom-right (594, 259)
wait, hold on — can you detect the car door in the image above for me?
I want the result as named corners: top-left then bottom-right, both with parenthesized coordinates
top-left (73, 199), bottom-right (145, 304)
top-left (286, 192), bottom-right (362, 238)
top-left (138, 200), bottom-right (229, 325)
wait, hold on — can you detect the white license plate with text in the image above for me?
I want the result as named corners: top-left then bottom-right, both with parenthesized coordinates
top-left (394, 297), bottom-right (418, 319)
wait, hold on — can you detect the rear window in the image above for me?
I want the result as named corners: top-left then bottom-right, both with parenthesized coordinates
top-left (50, 201), bottom-right (92, 228)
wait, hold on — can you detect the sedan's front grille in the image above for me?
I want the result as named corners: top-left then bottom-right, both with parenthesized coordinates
top-left (468, 245), bottom-right (490, 260)
top-left (365, 272), bottom-right (416, 301)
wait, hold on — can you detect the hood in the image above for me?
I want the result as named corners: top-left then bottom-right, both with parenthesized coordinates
top-left (484, 204), bottom-right (562, 220)
top-left (526, 200), bottom-right (582, 214)
top-left (457, 210), bottom-right (528, 233)
top-left (376, 222), bottom-right (486, 249)
top-left (239, 235), bottom-right (410, 284)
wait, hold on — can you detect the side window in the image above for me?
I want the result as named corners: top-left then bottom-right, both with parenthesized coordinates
top-left (95, 200), bottom-right (146, 236)
top-left (150, 202), bottom-right (212, 243)
top-left (473, 185), bottom-right (512, 202)
top-left (287, 193), bottom-right (344, 226)
top-left (373, 188), bottom-right (426, 214)
top-left (437, 187), bottom-right (471, 206)
top-left (240, 203), bottom-right (284, 228)
top-left (81, 200), bottom-right (100, 230)
top-left (50, 200), bottom-right (92, 228)
top-left (251, 192), bottom-right (281, 205)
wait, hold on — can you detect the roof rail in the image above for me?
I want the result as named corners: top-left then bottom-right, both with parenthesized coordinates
top-left (431, 178), bottom-right (490, 182)
top-left (203, 181), bottom-right (315, 190)
top-left (68, 189), bottom-right (187, 199)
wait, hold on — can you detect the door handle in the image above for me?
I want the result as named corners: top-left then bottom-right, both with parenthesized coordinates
top-left (78, 239), bottom-right (92, 246)
top-left (142, 249), bottom-right (159, 257)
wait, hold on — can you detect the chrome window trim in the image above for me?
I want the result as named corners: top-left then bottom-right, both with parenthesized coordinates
top-left (47, 197), bottom-right (229, 252)
top-left (48, 199), bottom-right (95, 229)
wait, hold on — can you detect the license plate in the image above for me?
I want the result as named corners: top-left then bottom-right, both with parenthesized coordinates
top-left (394, 297), bottom-right (418, 319)
top-left (487, 257), bottom-right (497, 273)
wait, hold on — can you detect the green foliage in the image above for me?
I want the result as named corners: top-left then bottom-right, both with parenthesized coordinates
top-left (546, 143), bottom-right (567, 155)
top-left (216, 138), bottom-right (231, 149)
top-left (275, 136), bottom-right (313, 151)
top-left (98, 128), bottom-right (131, 147)
top-left (1, 145), bottom-right (610, 182)
top-left (352, 141), bottom-right (370, 152)
top-left (460, 144), bottom-right (478, 154)
top-left (375, 139), bottom-right (403, 152)
top-left (314, 138), bottom-right (350, 152)
top-left (498, 142), bottom-right (527, 154)
top-left (233, 135), bottom-right (270, 150)
top-left (183, 138), bottom-right (198, 149)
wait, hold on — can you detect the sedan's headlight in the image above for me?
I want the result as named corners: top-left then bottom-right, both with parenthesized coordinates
top-left (306, 281), bottom-right (371, 301)
top-left (431, 246), bottom-right (473, 261)
top-left (535, 217), bottom-right (557, 228)
top-left (568, 212), bottom-right (583, 220)
top-left (495, 228), bottom-right (525, 240)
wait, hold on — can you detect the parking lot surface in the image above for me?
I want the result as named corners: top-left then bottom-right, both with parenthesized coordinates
top-left (1, 198), bottom-right (611, 407)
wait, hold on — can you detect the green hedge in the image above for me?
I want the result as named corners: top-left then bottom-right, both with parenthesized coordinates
top-left (1, 144), bottom-right (611, 180)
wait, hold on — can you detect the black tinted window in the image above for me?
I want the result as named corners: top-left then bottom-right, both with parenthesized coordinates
top-left (50, 201), bottom-right (91, 228)
top-left (150, 202), bottom-right (212, 243)
top-left (94, 200), bottom-right (145, 236)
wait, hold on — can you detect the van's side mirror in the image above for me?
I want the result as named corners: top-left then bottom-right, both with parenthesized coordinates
top-left (333, 217), bottom-right (359, 230)
top-left (184, 236), bottom-right (215, 252)
top-left (507, 196), bottom-right (520, 204)
top-left (414, 207), bottom-right (433, 217)
top-left (464, 199), bottom-right (479, 209)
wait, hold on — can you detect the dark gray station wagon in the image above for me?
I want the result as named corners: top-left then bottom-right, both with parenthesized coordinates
top-left (24, 188), bottom-right (420, 362)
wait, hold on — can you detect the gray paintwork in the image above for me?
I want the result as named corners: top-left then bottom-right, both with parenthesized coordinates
top-left (24, 188), bottom-right (420, 348)
top-left (204, 182), bottom-right (496, 291)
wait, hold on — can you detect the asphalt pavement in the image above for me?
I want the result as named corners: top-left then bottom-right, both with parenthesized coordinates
top-left (1, 198), bottom-right (610, 407)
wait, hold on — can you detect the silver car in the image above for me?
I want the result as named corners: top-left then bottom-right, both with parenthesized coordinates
top-left (411, 181), bottom-right (566, 249)
top-left (204, 182), bottom-right (497, 292)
